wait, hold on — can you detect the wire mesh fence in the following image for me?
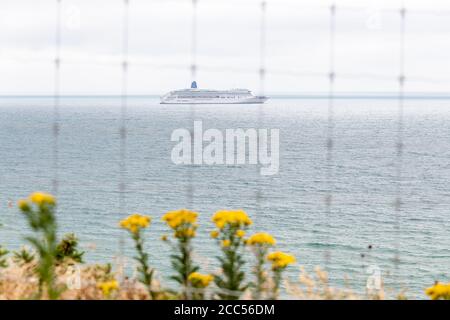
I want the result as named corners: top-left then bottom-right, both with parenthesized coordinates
top-left (1, 0), bottom-right (450, 297)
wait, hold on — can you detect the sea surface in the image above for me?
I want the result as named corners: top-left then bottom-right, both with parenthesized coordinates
top-left (0, 96), bottom-right (449, 299)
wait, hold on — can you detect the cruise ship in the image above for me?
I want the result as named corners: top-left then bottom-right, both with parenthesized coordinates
top-left (160, 81), bottom-right (268, 104)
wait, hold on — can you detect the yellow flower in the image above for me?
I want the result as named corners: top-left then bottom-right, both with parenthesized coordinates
top-left (188, 272), bottom-right (214, 288)
top-left (222, 239), bottom-right (231, 247)
top-left (236, 230), bottom-right (246, 238)
top-left (247, 232), bottom-right (276, 246)
top-left (28, 192), bottom-right (56, 206)
top-left (119, 213), bottom-right (151, 234)
top-left (17, 199), bottom-right (31, 211)
top-left (425, 282), bottom-right (450, 300)
top-left (162, 209), bottom-right (198, 230)
top-left (162, 209), bottom-right (198, 239)
top-left (215, 219), bottom-right (226, 229)
top-left (97, 280), bottom-right (119, 297)
top-left (210, 230), bottom-right (219, 239)
top-left (267, 251), bottom-right (296, 270)
top-left (212, 209), bottom-right (252, 229)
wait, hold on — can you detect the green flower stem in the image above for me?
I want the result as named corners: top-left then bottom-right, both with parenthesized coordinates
top-left (170, 235), bottom-right (198, 299)
top-left (253, 246), bottom-right (267, 299)
top-left (22, 203), bottom-right (60, 300)
top-left (132, 230), bottom-right (155, 299)
top-left (180, 240), bottom-right (191, 297)
top-left (271, 268), bottom-right (283, 300)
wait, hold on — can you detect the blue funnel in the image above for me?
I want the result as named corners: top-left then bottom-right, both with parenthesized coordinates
top-left (191, 81), bottom-right (197, 89)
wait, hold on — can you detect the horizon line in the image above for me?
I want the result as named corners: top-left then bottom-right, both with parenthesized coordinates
top-left (1, 92), bottom-right (450, 100)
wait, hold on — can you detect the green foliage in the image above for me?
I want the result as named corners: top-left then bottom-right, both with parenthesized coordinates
top-left (13, 246), bottom-right (35, 266)
top-left (214, 225), bottom-right (248, 300)
top-left (131, 230), bottom-right (156, 299)
top-left (20, 198), bottom-right (61, 300)
top-left (169, 238), bottom-right (199, 299)
top-left (0, 245), bottom-right (9, 268)
top-left (56, 233), bottom-right (84, 263)
top-left (271, 268), bottom-right (282, 299)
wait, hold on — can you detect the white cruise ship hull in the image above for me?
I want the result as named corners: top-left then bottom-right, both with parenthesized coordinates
top-left (161, 96), bottom-right (268, 104)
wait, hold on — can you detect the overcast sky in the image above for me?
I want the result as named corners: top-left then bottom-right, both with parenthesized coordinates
top-left (1, 0), bottom-right (450, 95)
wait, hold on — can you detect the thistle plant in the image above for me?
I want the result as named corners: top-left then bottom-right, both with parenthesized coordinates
top-left (0, 245), bottom-right (8, 268)
top-left (425, 282), bottom-right (450, 300)
top-left (267, 251), bottom-right (296, 299)
top-left (188, 272), bottom-right (213, 300)
top-left (162, 209), bottom-right (199, 298)
top-left (247, 232), bottom-right (276, 299)
top-left (211, 209), bottom-right (252, 300)
top-left (18, 192), bottom-right (60, 299)
top-left (119, 213), bottom-right (155, 299)
top-left (56, 233), bottom-right (84, 263)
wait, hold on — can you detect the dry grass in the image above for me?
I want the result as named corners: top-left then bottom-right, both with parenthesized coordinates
top-left (285, 266), bottom-right (385, 300)
top-left (0, 258), bottom-right (393, 300)
top-left (0, 259), bottom-right (158, 300)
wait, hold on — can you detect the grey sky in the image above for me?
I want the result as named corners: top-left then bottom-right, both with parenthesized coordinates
top-left (1, 0), bottom-right (450, 95)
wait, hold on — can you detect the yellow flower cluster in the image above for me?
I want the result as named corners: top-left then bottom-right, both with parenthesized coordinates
top-left (162, 209), bottom-right (198, 239)
top-left (162, 209), bottom-right (198, 229)
top-left (212, 209), bottom-right (252, 229)
top-left (425, 282), bottom-right (450, 300)
top-left (247, 232), bottom-right (276, 246)
top-left (119, 213), bottom-right (151, 234)
top-left (188, 272), bottom-right (214, 288)
top-left (97, 280), bottom-right (119, 297)
top-left (267, 251), bottom-right (296, 270)
top-left (18, 192), bottom-right (56, 210)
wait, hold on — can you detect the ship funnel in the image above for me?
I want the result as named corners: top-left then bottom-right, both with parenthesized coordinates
top-left (191, 81), bottom-right (197, 89)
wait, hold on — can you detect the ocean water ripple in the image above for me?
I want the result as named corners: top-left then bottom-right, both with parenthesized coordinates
top-left (0, 97), bottom-right (449, 298)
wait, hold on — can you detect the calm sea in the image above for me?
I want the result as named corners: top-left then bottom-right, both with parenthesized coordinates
top-left (0, 96), bottom-right (449, 298)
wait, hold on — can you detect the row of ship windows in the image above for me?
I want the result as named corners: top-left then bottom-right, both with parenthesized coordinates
top-left (175, 96), bottom-right (240, 99)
